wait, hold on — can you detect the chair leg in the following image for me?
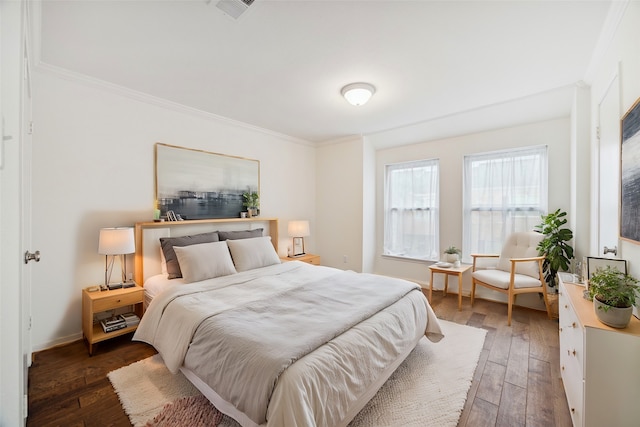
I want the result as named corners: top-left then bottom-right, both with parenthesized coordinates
top-left (470, 280), bottom-right (476, 306)
top-left (541, 289), bottom-right (552, 320)
top-left (507, 295), bottom-right (513, 326)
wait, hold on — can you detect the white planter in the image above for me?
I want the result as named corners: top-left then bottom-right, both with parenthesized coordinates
top-left (445, 253), bottom-right (459, 263)
top-left (593, 297), bottom-right (633, 329)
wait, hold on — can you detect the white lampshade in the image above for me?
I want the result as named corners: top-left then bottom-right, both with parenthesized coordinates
top-left (98, 227), bottom-right (135, 255)
top-left (341, 82), bottom-right (376, 106)
top-left (288, 220), bottom-right (310, 237)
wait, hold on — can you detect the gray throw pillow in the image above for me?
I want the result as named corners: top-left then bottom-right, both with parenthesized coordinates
top-left (217, 228), bottom-right (263, 241)
top-left (160, 231), bottom-right (219, 279)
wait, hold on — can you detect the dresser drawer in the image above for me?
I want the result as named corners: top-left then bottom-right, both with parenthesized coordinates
top-left (93, 289), bottom-right (143, 312)
top-left (561, 356), bottom-right (584, 427)
top-left (559, 289), bottom-right (584, 375)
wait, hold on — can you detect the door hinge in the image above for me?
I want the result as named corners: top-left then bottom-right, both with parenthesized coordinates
top-left (596, 126), bottom-right (600, 140)
top-left (28, 121), bottom-right (34, 135)
top-left (23, 394), bottom-right (28, 418)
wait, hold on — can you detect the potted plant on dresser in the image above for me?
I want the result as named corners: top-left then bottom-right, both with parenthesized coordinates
top-left (588, 266), bottom-right (640, 328)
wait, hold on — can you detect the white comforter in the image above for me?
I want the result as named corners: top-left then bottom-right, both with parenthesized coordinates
top-left (134, 262), bottom-right (443, 427)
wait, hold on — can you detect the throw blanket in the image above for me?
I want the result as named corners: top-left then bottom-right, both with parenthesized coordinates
top-left (184, 271), bottom-right (419, 425)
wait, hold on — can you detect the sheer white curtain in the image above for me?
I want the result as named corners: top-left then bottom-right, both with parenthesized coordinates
top-left (384, 159), bottom-right (439, 260)
top-left (462, 146), bottom-right (548, 260)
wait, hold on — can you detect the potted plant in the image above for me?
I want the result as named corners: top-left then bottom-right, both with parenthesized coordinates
top-left (242, 191), bottom-right (259, 217)
top-left (535, 209), bottom-right (574, 288)
top-left (588, 266), bottom-right (639, 328)
top-left (444, 246), bottom-right (461, 263)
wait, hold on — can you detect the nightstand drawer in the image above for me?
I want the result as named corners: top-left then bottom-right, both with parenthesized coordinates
top-left (304, 256), bottom-right (320, 265)
top-left (93, 290), bottom-right (143, 312)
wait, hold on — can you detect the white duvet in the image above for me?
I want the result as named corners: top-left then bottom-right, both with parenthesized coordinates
top-left (134, 262), bottom-right (443, 427)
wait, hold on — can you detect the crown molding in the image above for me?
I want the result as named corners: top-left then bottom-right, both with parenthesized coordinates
top-left (34, 61), bottom-right (315, 147)
top-left (583, 0), bottom-right (630, 84)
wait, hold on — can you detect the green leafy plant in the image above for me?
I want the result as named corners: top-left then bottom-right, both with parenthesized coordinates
top-left (444, 246), bottom-right (461, 255)
top-left (535, 209), bottom-right (574, 287)
top-left (242, 191), bottom-right (259, 209)
top-left (588, 266), bottom-right (639, 311)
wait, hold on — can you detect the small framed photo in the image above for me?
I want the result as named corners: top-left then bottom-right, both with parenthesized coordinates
top-left (292, 237), bottom-right (304, 256)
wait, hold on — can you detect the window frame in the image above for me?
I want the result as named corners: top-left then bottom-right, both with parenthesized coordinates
top-left (462, 145), bottom-right (548, 260)
top-left (383, 158), bottom-right (440, 261)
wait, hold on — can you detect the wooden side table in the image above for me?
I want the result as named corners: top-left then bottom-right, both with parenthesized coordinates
top-left (280, 253), bottom-right (321, 265)
top-left (82, 285), bottom-right (144, 355)
top-left (428, 264), bottom-right (472, 311)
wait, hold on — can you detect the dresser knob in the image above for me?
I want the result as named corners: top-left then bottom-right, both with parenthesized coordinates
top-left (571, 408), bottom-right (575, 413)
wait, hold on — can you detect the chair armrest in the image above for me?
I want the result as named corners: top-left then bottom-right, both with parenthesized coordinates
top-left (471, 254), bottom-right (500, 271)
top-left (509, 255), bottom-right (545, 263)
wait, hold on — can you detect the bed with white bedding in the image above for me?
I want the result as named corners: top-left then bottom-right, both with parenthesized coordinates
top-left (132, 218), bottom-right (443, 427)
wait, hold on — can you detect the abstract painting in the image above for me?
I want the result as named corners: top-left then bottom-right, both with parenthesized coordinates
top-left (621, 98), bottom-right (640, 244)
top-left (155, 143), bottom-right (259, 220)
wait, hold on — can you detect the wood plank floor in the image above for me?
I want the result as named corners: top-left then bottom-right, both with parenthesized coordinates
top-left (27, 293), bottom-right (572, 427)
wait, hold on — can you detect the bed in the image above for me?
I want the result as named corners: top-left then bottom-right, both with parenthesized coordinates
top-left (132, 218), bottom-right (443, 427)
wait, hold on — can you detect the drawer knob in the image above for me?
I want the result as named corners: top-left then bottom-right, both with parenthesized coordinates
top-left (116, 299), bottom-right (121, 303)
top-left (567, 349), bottom-right (576, 357)
top-left (559, 327), bottom-right (563, 332)
top-left (561, 365), bottom-right (565, 371)
top-left (564, 304), bottom-right (568, 309)
top-left (572, 322), bottom-right (576, 328)
top-left (571, 408), bottom-right (575, 413)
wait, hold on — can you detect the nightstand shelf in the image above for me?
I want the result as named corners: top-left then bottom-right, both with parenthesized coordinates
top-left (82, 285), bottom-right (144, 355)
top-left (281, 253), bottom-right (321, 265)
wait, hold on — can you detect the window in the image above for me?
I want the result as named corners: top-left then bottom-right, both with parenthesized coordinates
top-left (463, 146), bottom-right (548, 259)
top-left (384, 159), bottom-right (439, 260)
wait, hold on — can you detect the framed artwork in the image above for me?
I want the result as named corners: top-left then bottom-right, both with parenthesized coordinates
top-left (620, 97), bottom-right (640, 243)
top-left (155, 143), bottom-right (259, 220)
top-left (586, 256), bottom-right (627, 281)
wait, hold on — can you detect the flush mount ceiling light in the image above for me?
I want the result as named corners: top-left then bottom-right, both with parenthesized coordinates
top-left (341, 82), bottom-right (376, 106)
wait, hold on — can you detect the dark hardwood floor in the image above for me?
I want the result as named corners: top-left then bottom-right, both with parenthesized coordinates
top-left (27, 293), bottom-right (572, 427)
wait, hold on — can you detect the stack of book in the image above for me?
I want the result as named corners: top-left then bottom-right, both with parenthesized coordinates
top-left (100, 316), bottom-right (127, 333)
top-left (120, 312), bottom-right (140, 327)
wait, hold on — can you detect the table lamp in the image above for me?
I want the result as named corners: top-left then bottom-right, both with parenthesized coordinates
top-left (98, 227), bottom-right (135, 290)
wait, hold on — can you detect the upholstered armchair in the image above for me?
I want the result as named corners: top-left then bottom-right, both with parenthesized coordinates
top-left (471, 231), bottom-right (551, 326)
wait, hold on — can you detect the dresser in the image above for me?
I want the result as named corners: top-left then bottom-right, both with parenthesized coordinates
top-left (558, 275), bottom-right (640, 427)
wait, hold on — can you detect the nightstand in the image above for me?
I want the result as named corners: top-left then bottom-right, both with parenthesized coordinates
top-left (280, 253), bottom-right (321, 265)
top-left (82, 285), bottom-right (144, 355)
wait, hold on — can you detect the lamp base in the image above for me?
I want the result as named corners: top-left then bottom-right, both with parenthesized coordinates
top-left (289, 252), bottom-right (307, 258)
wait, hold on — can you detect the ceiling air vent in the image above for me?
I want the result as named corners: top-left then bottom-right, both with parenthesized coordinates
top-left (216, 0), bottom-right (255, 19)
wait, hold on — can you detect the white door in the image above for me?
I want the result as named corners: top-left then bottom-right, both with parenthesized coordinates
top-left (0, 1), bottom-right (32, 424)
top-left (596, 72), bottom-right (621, 257)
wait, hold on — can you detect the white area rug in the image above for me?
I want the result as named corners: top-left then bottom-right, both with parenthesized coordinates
top-left (108, 319), bottom-right (486, 427)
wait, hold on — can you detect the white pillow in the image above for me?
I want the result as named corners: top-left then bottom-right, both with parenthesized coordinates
top-left (226, 236), bottom-right (281, 272)
top-left (173, 241), bottom-right (237, 283)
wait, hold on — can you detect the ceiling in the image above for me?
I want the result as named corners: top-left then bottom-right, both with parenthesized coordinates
top-left (38, 0), bottom-right (614, 146)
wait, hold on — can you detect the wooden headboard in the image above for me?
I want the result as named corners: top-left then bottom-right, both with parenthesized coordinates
top-left (134, 217), bottom-right (279, 285)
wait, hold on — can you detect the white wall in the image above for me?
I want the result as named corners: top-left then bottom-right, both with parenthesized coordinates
top-left (587, 1), bottom-right (640, 281)
top-left (373, 118), bottom-right (571, 308)
top-left (316, 137), bottom-right (365, 271)
top-left (30, 69), bottom-right (317, 351)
